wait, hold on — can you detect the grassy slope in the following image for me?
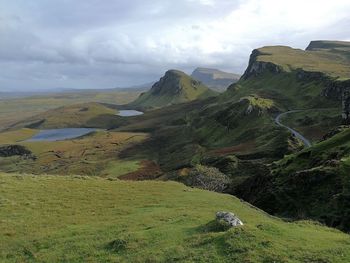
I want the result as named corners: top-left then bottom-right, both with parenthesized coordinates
top-left (256, 45), bottom-right (350, 80)
top-left (0, 129), bottom-right (147, 177)
top-left (116, 95), bottom-right (302, 175)
top-left (1, 173), bottom-right (350, 262)
top-left (221, 41), bottom-right (350, 111)
top-left (131, 70), bottom-right (217, 109)
top-left (0, 90), bottom-right (141, 130)
top-left (240, 127), bottom-right (350, 231)
top-left (281, 108), bottom-right (342, 142)
top-left (222, 71), bottom-right (338, 110)
top-left (9, 102), bottom-right (123, 130)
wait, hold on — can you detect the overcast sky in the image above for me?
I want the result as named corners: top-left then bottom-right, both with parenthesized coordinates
top-left (0, 0), bottom-right (350, 91)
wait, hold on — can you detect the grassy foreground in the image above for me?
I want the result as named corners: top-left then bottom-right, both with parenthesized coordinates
top-left (1, 174), bottom-right (350, 262)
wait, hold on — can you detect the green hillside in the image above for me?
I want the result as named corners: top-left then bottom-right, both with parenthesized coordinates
top-left (0, 89), bottom-right (141, 131)
top-left (9, 102), bottom-right (123, 130)
top-left (130, 70), bottom-right (218, 109)
top-left (220, 41), bottom-right (350, 110)
top-left (1, 173), bottom-right (350, 262)
top-left (236, 126), bottom-right (350, 231)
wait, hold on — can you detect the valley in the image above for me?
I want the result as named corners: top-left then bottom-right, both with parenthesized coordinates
top-left (1, 40), bottom-right (350, 262)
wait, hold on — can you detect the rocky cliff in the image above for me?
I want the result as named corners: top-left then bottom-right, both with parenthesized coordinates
top-left (239, 42), bottom-right (350, 120)
top-left (130, 70), bottom-right (217, 108)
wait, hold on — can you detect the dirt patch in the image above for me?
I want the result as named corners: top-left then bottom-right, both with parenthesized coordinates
top-left (119, 160), bottom-right (162, 180)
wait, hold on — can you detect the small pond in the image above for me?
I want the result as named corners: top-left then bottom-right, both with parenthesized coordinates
top-left (26, 128), bottom-right (98, 142)
top-left (117, 110), bottom-right (144, 117)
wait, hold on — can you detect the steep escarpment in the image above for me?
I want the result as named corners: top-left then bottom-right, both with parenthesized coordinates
top-left (130, 70), bottom-right (217, 109)
top-left (224, 42), bottom-right (350, 111)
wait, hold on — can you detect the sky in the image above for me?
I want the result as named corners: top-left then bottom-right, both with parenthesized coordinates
top-left (0, 0), bottom-right (350, 91)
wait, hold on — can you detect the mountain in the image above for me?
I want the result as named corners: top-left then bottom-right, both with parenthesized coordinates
top-left (120, 41), bottom-right (350, 231)
top-left (215, 40), bottom-right (350, 231)
top-left (129, 70), bottom-right (218, 109)
top-left (221, 41), bottom-right (350, 112)
top-left (191, 67), bottom-right (241, 91)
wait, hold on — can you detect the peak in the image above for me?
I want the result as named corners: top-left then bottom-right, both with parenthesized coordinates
top-left (130, 69), bottom-right (217, 108)
top-left (165, 69), bottom-right (187, 77)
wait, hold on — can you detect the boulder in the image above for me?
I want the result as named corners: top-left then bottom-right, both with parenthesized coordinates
top-left (0, 145), bottom-right (33, 157)
top-left (216, 211), bottom-right (243, 227)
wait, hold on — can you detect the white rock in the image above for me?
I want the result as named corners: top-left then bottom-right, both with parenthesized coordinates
top-left (216, 211), bottom-right (243, 227)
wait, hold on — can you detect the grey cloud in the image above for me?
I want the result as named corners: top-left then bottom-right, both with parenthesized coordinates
top-left (0, 0), bottom-right (349, 91)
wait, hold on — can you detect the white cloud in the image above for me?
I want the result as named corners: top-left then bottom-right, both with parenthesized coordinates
top-left (0, 0), bottom-right (349, 90)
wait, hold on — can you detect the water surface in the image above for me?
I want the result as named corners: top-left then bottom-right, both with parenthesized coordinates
top-left (26, 128), bottom-right (98, 142)
top-left (117, 110), bottom-right (144, 117)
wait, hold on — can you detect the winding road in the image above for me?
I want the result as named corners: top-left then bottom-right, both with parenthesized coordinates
top-left (275, 110), bottom-right (312, 148)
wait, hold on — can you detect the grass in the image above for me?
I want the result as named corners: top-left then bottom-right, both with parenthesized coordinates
top-left (10, 102), bottom-right (120, 130)
top-left (0, 129), bottom-right (37, 145)
top-left (1, 173), bottom-right (350, 262)
top-left (256, 45), bottom-right (350, 79)
top-left (102, 160), bottom-right (141, 178)
top-left (242, 127), bottom-right (350, 231)
top-left (0, 130), bottom-right (147, 177)
top-left (223, 71), bottom-right (339, 110)
top-left (280, 108), bottom-right (342, 142)
top-left (0, 90), bottom-right (141, 130)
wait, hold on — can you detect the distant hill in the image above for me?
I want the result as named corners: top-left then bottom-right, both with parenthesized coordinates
top-left (191, 67), bottom-right (240, 91)
top-left (130, 70), bottom-right (218, 109)
top-left (9, 102), bottom-right (121, 130)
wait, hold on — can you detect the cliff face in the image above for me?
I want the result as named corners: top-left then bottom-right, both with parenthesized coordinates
top-left (239, 43), bottom-right (350, 121)
top-left (241, 49), bottom-right (283, 80)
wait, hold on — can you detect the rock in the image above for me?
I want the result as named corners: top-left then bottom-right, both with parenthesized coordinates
top-left (0, 145), bottom-right (33, 157)
top-left (322, 125), bottom-right (350, 141)
top-left (216, 211), bottom-right (243, 227)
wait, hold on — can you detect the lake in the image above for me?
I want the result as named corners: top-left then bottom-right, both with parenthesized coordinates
top-left (117, 110), bottom-right (144, 117)
top-left (26, 128), bottom-right (98, 142)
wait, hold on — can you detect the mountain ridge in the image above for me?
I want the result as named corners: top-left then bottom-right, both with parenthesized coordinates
top-left (191, 67), bottom-right (240, 91)
top-left (129, 69), bottom-right (218, 109)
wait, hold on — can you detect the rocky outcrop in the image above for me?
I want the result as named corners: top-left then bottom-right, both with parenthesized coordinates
top-left (216, 211), bottom-right (243, 227)
top-left (322, 126), bottom-right (350, 141)
top-left (151, 70), bottom-right (202, 96)
top-left (0, 145), bottom-right (34, 158)
top-left (342, 87), bottom-right (350, 124)
top-left (241, 49), bottom-right (283, 80)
